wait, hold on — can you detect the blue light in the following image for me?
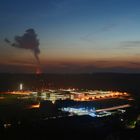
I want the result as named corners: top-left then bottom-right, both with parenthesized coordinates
top-left (61, 107), bottom-right (97, 117)
top-left (89, 113), bottom-right (97, 117)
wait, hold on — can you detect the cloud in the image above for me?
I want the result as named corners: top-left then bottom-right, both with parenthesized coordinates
top-left (80, 24), bottom-right (116, 42)
top-left (1, 60), bottom-right (140, 73)
top-left (38, 63), bottom-right (140, 73)
top-left (120, 41), bottom-right (140, 49)
top-left (101, 24), bottom-right (116, 32)
top-left (0, 60), bottom-right (37, 68)
top-left (127, 61), bottom-right (140, 67)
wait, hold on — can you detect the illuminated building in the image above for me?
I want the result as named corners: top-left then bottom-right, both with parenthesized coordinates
top-left (61, 107), bottom-right (96, 117)
top-left (9, 88), bottom-right (130, 103)
top-left (61, 104), bottom-right (130, 118)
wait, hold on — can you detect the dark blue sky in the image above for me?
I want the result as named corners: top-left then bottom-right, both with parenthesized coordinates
top-left (1, 0), bottom-right (140, 73)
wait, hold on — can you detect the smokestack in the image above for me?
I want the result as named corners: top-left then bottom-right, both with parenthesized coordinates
top-left (4, 28), bottom-right (42, 73)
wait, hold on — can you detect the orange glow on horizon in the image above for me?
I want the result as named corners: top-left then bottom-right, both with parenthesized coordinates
top-left (36, 67), bottom-right (42, 74)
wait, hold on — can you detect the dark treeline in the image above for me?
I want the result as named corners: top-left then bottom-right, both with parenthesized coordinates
top-left (0, 73), bottom-right (140, 94)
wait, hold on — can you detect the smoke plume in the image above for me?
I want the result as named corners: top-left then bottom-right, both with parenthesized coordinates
top-left (5, 28), bottom-right (40, 64)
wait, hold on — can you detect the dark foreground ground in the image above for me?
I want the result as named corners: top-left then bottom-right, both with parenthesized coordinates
top-left (0, 110), bottom-right (140, 140)
top-left (0, 119), bottom-right (140, 140)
